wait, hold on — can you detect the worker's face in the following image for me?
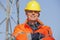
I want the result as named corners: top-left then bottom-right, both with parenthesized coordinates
top-left (25, 10), bottom-right (40, 21)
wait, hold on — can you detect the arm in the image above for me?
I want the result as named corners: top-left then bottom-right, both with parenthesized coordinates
top-left (42, 26), bottom-right (55, 40)
top-left (12, 25), bottom-right (21, 37)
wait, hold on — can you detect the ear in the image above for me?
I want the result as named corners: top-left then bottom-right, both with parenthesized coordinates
top-left (25, 11), bottom-right (27, 15)
top-left (38, 13), bottom-right (40, 17)
top-left (25, 12), bottom-right (28, 17)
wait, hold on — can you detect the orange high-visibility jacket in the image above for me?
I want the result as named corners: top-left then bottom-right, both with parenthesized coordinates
top-left (13, 20), bottom-right (55, 40)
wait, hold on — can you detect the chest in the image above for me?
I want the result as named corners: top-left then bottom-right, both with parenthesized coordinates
top-left (24, 25), bottom-right (49, 36)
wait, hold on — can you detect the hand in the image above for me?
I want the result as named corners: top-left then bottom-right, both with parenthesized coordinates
top-left (31, 32), bottom-right (45, 40)
top-left (39, 33), bottom-right (45, 39)
top-left (31, 32), bottom-right (40, 40)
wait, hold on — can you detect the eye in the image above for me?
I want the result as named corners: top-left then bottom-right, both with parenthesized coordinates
top-left (26, 10), bottom-right (39, 13)
top-left (34, 11), bottom-right (39, 13)
top-left (28, 10), bottom-right (33, 13)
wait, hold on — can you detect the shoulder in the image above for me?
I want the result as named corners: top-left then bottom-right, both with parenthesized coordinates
top-left (42, 25), bottom-right (51, 30)
top-left (14, 23), bottom-right (26, 30)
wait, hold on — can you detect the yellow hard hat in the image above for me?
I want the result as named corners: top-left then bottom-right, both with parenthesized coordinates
top-left (25, 0), bottom-right (41, 12)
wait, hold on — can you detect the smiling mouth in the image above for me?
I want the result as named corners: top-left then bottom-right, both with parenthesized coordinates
top-left (31, 16), bottom-right (36, 18)
top-left (31, 15), bottom-right (36, 17)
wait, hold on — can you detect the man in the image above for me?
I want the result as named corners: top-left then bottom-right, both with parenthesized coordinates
top-left (13, 0), bottom-right (55, 40)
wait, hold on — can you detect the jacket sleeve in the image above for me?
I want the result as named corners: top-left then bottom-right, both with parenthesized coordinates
top-left (12, 24), bottom-right (21, 37)
top-left (42, 26), bottom-right (55, 40)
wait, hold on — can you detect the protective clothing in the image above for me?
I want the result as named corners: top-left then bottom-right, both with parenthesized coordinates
top-left (25, 0), bottom-right (41, 11)
top-left (13, 20), bottom-right (55, 40)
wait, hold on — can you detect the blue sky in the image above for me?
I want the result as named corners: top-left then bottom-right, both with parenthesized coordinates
top-left (0, 0), bottom-right (60, 40)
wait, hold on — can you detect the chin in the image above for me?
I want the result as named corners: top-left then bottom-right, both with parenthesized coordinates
top-left (30, 19), bottom-right (37, 21)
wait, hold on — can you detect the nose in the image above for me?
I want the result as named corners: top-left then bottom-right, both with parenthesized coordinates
top-left (32, 13), bottom-right (35, 15)
top-left (32, 12), bottom-right (35, 15)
